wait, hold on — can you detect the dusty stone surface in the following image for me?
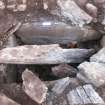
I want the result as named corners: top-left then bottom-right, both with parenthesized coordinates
top-left (0, 44), bottom-right (94, 64)
top-left (22, 69), bottom-right (48, 104)
top-left (78, 61), bottom-right (105, 87)
top-left (90, 47), bottom-right (105, 64)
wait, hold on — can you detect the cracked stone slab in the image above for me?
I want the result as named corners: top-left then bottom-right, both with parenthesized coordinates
top-left (67, 84), bottom-right (105, 105)
top-left (0, 44), bottom-right (94, 64)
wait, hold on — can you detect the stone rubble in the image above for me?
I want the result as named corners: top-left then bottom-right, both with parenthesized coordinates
top-left (0, 0), bottom-right (104, 105)
top-left (0, 93), bottom-right (20, 105)
top-left (22, 69), bottom-right (48, 104)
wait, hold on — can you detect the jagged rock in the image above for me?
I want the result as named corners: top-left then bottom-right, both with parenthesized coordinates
top-left (86, 3), bottom-right (98, 18)
top-left (0, 10), bottom-right (18, 35)
top-left (51, 64), bottom-right (77, 78)
top-left (43, 0), bottom-right (93, 26)
top-left (90, 47), bottom-right (105, 63)
top-left (0, 0), bottom-right (5, 9)
top-left (0, 44), bottom-right (94, 64)
top-left (0, 93), bottom-right (20, 105)
top-left (57, 0), bottom-right (93, 26)
top-left (78, 61), bottom-right (105, 87)
top-left (16, 20), bottom-right (100, 44)
top-left (100, 36), bottom-right (105, 47)
top-left (67, 84), bottom-right (105, 105)
top-left (51, 77), bottom-right (71, 95)
top-left (22, 69), bottom-right (48, 104)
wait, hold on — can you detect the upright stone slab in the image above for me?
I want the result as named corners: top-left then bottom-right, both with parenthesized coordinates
top-left (22, 69), bottom-right (48, 104)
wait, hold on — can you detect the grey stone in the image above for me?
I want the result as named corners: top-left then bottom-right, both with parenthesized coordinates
top-left (52, 77), bottom-right (70, 95)
top-left (67, 84), bottom-right (105, 105)
top-left (22, 69), bottom-right (48, 104)
top-left (78, 61), bottom-right (105, 87)
top-left (4, 34), bottom-right (18, 47)
top-left (0, 83), bottom-right (37, 105)
top-left (90, 47), bottom-right (105, 64)
top-left (0, 44), bottom-right (94, 64)
top-left (51, 64), bottom-right (77, 78)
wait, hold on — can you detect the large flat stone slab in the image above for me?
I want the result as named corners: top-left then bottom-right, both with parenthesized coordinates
top-left (16, 21), bottom-right (99, 44)
top-left (0, 44), bottom-right (94, 64)
top-left (78, 61), bottom-right (105, 87)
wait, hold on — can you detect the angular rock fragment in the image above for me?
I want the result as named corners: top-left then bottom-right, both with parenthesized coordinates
top-left (0, 93), bottom-right (20, 105)
top-left (74, 0), bottom-right (89, 8)
top-left (101, 36), bottom-right (105, 47)
top-left (22, 69), bottom-right (48, 104)
top-left (90, 47), bottom-right (105, 64)
top-left (43, 0), bottom-right (93, 26)
top-left (0, 45), bottom-right (94, 64)
top-left (51, 64), bottom-right (77, 78)
top-left (57, 0), bottom-right (93, 26)
top-left (78, 61), bottom-right (105, 87)
top-left (86, 3), bottom-right (98, 18)
top-left (16, 21), bottom-right (100, 44)
top-left (67, 84), bottom-right (105, 105)
top-left (52, 77), bottom-right (71, 95)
